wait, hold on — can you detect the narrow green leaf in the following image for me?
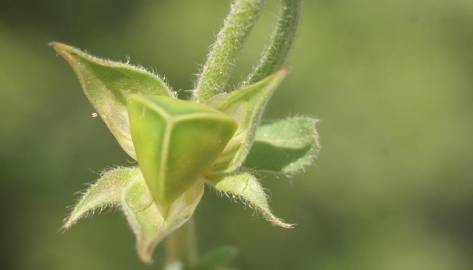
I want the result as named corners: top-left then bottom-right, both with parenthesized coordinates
top-left (64, 167), bottom-right (139, 229)
top-left (212, 171), bottom-right (293, 229)
top-left (51, 42), bottom-right (173, 159)
top-left (121, 175), bottom-right (164, 264)
top-left (194, 0), bottom-right (264, 101)
top-left (245, 0), bottom-right (300, 84)
top-left (121, 175), bottom-right (204, 264)
top-left (244, 116), bottom-right (320, 175)
top-left (208, 69), bottom-right (287, 172)
top-left (127, 95), bottom-right (237, 206)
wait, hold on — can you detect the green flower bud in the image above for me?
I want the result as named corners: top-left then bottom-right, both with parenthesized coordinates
top-left (127, 95), bottom-right (238, 207)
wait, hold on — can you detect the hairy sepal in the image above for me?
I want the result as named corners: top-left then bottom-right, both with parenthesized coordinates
top-left (210, 171), bottom-right (293, 229)
top-left (64, 166), bottom-right (140, 229)
top-left (245, 116), bottom-right (320, 175)
top-left (207, 69), bottom-right (287, 172)
top-left (51, 42), bottom-right (173, 159)
top-left (122, 175), bottom-right (204, 264)
top-left (127, 95), bottom-right (237, 207)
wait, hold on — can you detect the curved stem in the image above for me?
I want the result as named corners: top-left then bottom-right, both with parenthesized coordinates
top-left (194, 0), bottom-right (265, 102)
top-left (165, 218), bottom-right (198, 270)
top-left (245, 0), bottom-right (300, 85)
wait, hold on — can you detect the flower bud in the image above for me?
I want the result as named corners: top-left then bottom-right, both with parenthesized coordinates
top-left (127, 95), bottom-right (238, 207)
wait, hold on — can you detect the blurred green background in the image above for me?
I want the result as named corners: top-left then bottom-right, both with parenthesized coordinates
top-left (1, 0), bottom-right (473, 269)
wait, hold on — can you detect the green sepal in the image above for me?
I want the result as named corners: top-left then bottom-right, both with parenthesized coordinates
top-left (207, 69), bottom-right (287, 172)
top-left (127, 94), bottom-right (237, 207)
top-left (64, 166), bottom-right (139, 229)
top-left (51, 42), bottom-right (173, 159)
top-left (210, 171), bottom-right (293, 229)
top-left (122, 175), bottom-right (204, 264)
top-left (244, 116), bottom-right (320, 175)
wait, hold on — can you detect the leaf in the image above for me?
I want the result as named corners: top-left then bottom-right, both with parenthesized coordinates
top-left (193, 246), bottom-right (238, 270)
top-left (244, 116), bottom-right (320, 175)
top-left (51, 42), bottom-right (173, 159)
top-left (121, 174), bottom-right (204, 264)
top-left (211, 171), bottom-right (293, 229)
top-left (127, 94), bottom-right (237, 206)
top-left (207, 69), bottom-right (287, 172)
top-left (64, 166), bottom-right (139, 229)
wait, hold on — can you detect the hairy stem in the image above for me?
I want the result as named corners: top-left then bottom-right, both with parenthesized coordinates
top-left (194, 0), bottom-right (265, 102)
top-left (245, 0), bottom-right (300, 85)
top-left (165, 218), bottom-right (198, 269)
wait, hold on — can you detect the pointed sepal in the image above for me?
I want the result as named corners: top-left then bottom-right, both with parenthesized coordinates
top-left (207, 69), bottom-right (287, 172)
top-left (127, 94), bottom-right (237, 207)
top-left (51, 42), bottom-right (173, 159)
top-left (210, 171), bottom-right (293, 229)
top-left (244, 116), bottom-right (320, 175)
top-left (64, 167), bottom-right (138, 229)
top-left (121, 174), bottom-right (204, 264)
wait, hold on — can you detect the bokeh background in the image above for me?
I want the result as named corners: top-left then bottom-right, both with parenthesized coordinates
top-left (1, 0), bottom-right (473, 269)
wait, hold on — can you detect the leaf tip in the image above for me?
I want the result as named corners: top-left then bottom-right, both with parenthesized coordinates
top-left (138, 248), bottom-right (154, 265)
top-left (62, 212), bottom-right (79, 230)
top-left (276, 220), bottom-right (295, 229)
top-left (49, 41), bottom-right (70, 54)
top-left (272, 67), bottom-right (288, 82)
top-left (261, 209), bottom-right (295, 229)
top-left (279, 66), bottom-right (289, 75)
top-left (49, 41), bottom-right (81, 65)
top-left (62, 221), bottom-right (73, 231)
top-left (61, 205), bottom-right (90, 231)
top-left (48, 41), bottom-right (57, 48)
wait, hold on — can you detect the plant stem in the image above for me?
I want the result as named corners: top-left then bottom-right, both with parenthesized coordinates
top-left (165, 218), bottom-right (198, 270)
top-left (245, 0), bottom-right (301, 85)
top-left (194, 0), bottom-right (264, 102)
